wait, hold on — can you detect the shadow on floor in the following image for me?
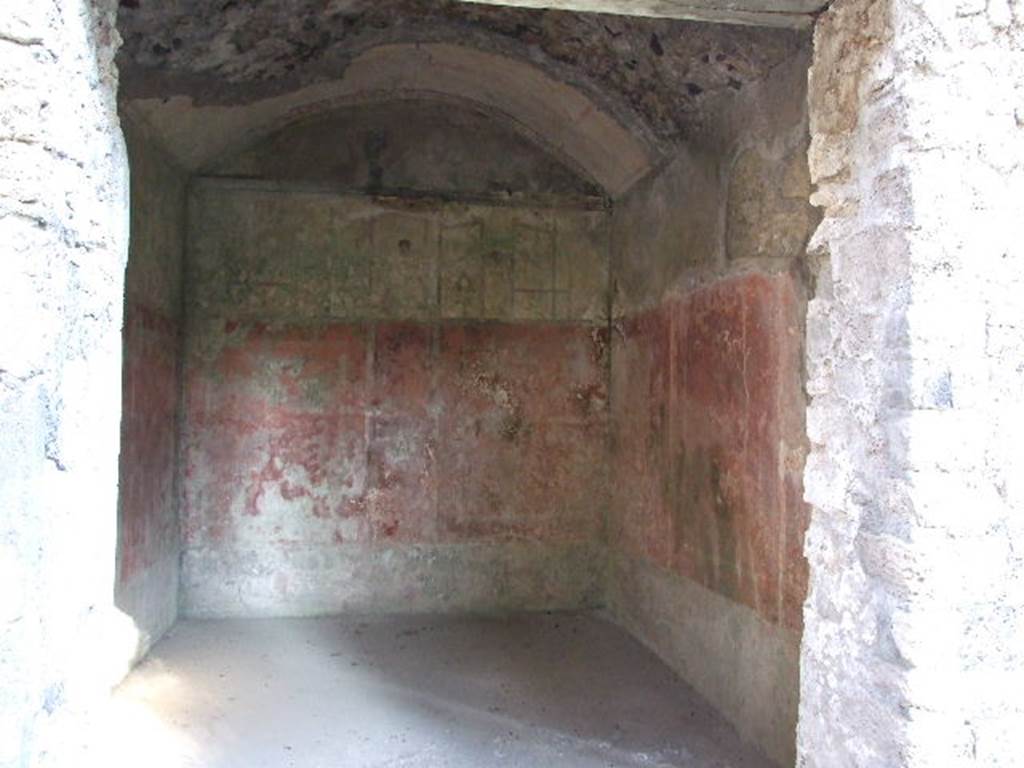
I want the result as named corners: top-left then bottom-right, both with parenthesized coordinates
top-left (102, 611), bottom-right (773, 768)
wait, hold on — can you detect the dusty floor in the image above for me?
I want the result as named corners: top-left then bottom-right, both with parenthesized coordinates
top-left (101, 612), bottom-right (772, 767)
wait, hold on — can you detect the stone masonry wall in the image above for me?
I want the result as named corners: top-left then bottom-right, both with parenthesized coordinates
top-left (0, 1), bottom-right (130, 766)
top-left (181, 181), bottom-right (610, 615)
top-left (607, 48), bottom-right (816, 767)
top-left (798, 1), bottom-right (1024, 766)
top-left (114, 118), bottom-right (188, 658)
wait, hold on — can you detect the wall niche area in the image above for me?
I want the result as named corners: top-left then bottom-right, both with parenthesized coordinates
top-left (179, 99), bottom-right (613, 616)
top-left (112, 4), bottom-right (815, 766)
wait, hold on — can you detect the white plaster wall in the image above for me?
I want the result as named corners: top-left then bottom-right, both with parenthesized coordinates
top-left (0, 1), bottom-right (131, 765)
top-left (799, 1), bottom-right (1024, 765)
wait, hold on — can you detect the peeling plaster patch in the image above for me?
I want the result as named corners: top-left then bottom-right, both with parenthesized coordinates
top-left (181, 187), bottom-right (610, 613)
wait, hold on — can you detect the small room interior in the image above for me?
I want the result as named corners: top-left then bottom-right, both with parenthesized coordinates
top-left (112, 2), bottom-right (817, 766)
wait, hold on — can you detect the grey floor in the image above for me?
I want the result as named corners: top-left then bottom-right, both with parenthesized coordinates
top-left (107, 612), bottom-right (772, 768)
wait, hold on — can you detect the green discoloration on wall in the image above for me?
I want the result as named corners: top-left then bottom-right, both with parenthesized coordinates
top-left (188, 180), bottom-right (610, 326)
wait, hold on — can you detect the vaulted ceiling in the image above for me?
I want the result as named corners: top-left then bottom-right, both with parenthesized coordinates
top-left (455, 1), bottom-right (829, 28)
top-left (116, 0), bottom-right (811, 196)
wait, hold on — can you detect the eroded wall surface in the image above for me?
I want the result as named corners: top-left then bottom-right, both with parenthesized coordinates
top-left (182, 182), bottom-right (610, 615)
top-left (607, 49), bottom-right (815, 767)
top-left (114, 120), bottom-right (187, 657)
top-left (799, 2), bottom-right (1024, 766)
top-left (0, 2), bottom-right (130, 766)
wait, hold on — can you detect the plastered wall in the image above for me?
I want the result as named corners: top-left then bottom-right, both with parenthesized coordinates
top-left (607, 49), bottom-right (816, 767)
top-left (181, 182), bottom-right (611, 615)
top-left (166, 52), bottom-right (818, 764)
top-left (118, 41), bottom-right (822, 767)
top-left (115, 120), bottom-right (187, 656)
top-left (211, 100), bottom-right (603, 205)
top-left (117, 32), bottom-right (820, 767)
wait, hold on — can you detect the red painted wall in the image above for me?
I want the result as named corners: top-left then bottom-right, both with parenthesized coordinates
top-left (611, 272), bottom-right (808, 630)
top-left (116, 128), bottom-right (185, 640)
top-left (182, 320), bottom-right (609, 553)
top-left (118, 304), bottom-right (180, 584)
